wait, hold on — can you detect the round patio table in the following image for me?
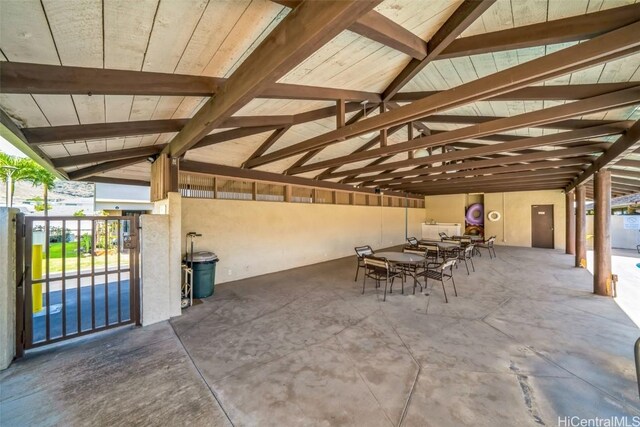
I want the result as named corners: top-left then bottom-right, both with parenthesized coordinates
top-left (375, 251), bottom-right (426, 295)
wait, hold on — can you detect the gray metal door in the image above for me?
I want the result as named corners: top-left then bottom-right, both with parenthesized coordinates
top-left (20, 215), bottom-right (140, 350)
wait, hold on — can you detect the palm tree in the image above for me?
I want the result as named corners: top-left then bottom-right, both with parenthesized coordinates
top-left (23, 164), bottom-right (55, 216)
top-left (0, 153), bottom-right (56, 214)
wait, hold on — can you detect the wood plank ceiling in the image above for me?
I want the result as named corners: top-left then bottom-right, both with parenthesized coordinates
top-left (0, 0), bottom-right (639, 197)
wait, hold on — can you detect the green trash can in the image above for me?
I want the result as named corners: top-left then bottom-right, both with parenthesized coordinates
top-left (184, 251), bottom-right (219, 298)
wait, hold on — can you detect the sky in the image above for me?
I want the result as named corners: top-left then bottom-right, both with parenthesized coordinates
top-left (0, 135), bottom-right (27, 158)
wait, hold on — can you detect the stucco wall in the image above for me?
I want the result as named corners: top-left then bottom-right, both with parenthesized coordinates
top-left (424, 194), bottom-right (466, 225)
top-left (587, 215), bottom-right (640, 250)
top-left (484, 190), bottom-right (566, 250)
top-left (140, 214), bottom-right (172, 326)
top-left (149, 194), bottom-right (182, 319)
top-left (181, 198), bottom-right (424, 284)
top-left (0, 208), bottom-right (17, 370)
top-left (424, 190), bottom-right (566, 250)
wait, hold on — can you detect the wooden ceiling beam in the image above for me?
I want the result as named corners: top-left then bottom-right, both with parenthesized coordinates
top-left (383, 167), bottom-right (584, 189)
top-left (417, 182), bottom-right (568, 196)
top-left (272, 1), bottom-right (428, 59)
top-left (389, 170), bottom-right (581, 191)
top-left (25, 101), bottom-right (361, 145)
top-left (246, 21), bottom-right (640, 168)
top-left (567, 120), bottom-right (640, 191)
top-left (164, 0), bottom-right (381, 158)
top-left (243, 127), bottom-right (291, 168)
top-left (0, 61), bottom-right (381, 102)
top-left (614, 159), bottom-right (640, 169)
top-left (82, 176), bottom-right (150, 186)
top-left (179, 160), bottom-right (420, 199)
top-left (439, 3), bottom-right (640, 59)
top-left (610, 169), bottom-right (640, 179)
top-left (410, 115), bottom-right (634, 130)
top-left (420, 177), bottom-right (572, 189)
top-left (67, 156), bottom-right (149, 181)
top-left (284, 107), bottom-right (387, 175)
top-left (611, 176), bottom-right (640, 187)
top-left (391, 82), bottom-right (640, 102)
top-left (292, 86), bottom-right (638, 177)
top-left (53, 145), bottom-right (161, 169)
top-left (382, 0), bottom-right (495, 101)
top-left (361, 158), bottom-right (591, 187)
top-left (340, 145), bottom-right (603, 183)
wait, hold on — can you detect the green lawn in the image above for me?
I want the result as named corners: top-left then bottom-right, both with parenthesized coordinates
top-left (34, 243), bottom-right (130, 275)
top-left (47, 242), bottom-right (79, 258)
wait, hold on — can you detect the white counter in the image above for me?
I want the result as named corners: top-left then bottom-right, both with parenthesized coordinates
top-left (421, 223), bottom-right (461, 240)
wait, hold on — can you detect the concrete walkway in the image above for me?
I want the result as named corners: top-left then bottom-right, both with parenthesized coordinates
top-left (587, 248), bottom-right (640, 328)
top-left (2, 246), bottom-right (639, 426)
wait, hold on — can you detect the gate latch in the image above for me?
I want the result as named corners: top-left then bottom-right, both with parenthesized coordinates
top-left (123, 236), bottom-right (136, 249)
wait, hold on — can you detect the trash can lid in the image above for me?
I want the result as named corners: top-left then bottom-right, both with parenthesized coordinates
top-left (185, 251), bottom-right (218, 262)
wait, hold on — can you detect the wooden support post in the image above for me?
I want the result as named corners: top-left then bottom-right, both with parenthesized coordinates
top-left (379, 104), bottom-right (387, 147)
top-left (575, 185), bottom-right (587, 268)
top-left (565, 190), bottom-right (576, 255)
top-left (150, 153), bottom-right (178, 201)
top-left (349, 192), bottom-right (355, 205)
top-left (332, 191), bottom-right (338, 204)
top-left (213, 177), bottom-right (218, 199)
top-left (169, 157), bottom-right (179, 193)
top-left (593, 169), bottom-right (612, 296)
top-left (252, 181), bottom-right (258, 201)
top-left (284, 185), bottom-right (291, 202)
top-left (336, 99), bottom-right (346, 129)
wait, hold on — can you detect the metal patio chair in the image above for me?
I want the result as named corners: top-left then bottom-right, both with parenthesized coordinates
top-left (402, 247), bottom-right (427, 293)
top-left (354, 245), bottom-right (374, 281)
top-left (362, 255), bottom-right (404, 301)
top-left (477, 236), bottom-right (497, 259)
top-left (406, 236), bottom-right (419, 247)
top-left (423, 258), bottom-right (458, 303)
top-left (453, 243), bottom-right (475, 275)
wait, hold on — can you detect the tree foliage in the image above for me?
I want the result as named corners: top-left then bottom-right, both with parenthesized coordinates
top-left (0, 153), bottom-right (56, 213)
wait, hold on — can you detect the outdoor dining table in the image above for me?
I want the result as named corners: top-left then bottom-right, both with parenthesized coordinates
top-left (453, 235), bottom-right (483, 242)
top-left (418, 240), bottom-right (460, 250)
top-left (375, 251), bottom-right (426, 295)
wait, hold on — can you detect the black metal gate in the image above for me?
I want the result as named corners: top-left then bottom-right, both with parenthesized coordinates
top-left (18, 215), bottom-right (140, 350)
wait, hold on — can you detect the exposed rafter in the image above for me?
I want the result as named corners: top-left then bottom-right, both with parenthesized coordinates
top-left (360, 158), bottom-right (591, 187)
top-left (343, 145), bottom-right (605, 185)
top-left (245, 22), bottom-right (640, 168)
top-left (243, 127), bottom-right (291, 168)
top-left (53, 146), bottom-right (161, 169)
top-left (0, 61), bottom-right (381, 102)
top-left (439, 3), bottom-right (640, 59)
top-left (67, 156), bottom-right (149, 181)
top-left (567, 120), bottom-right (640, 191)
top-left (163, 0), bottom-right (382, 157)
top-left (289, 87), bottom-right (640, 176)
top-left (25, 102), bottom-right (361, 145)
top-left (272, 1), bottom-right (428, 60)
top-left (382, 0), bottom-right (496, 102)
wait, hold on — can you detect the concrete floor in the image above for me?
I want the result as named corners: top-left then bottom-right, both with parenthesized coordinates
top-left (2, 246), bottom-right (639, 426)
top-left (587, 248), bottom-right (640, 328)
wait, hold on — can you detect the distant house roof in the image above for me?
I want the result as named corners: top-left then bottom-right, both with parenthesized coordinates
top-left (586, 192), bottom-right (640, 210)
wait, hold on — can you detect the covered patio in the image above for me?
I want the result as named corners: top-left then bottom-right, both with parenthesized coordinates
top-left (1, 0), bottom-right (640, 425)
top-left (2, 247), bottom-right (639, 425)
